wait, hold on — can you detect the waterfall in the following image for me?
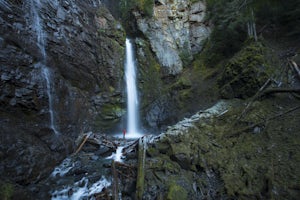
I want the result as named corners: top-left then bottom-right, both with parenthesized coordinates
top-left (30, 0), bottom-right (46, 59)
top-left (42, 68), bottom-right (59, 135)
top-left (30, 0), bottom-right (59, 134)
top-left (125, 39), bottom-right (142, 138)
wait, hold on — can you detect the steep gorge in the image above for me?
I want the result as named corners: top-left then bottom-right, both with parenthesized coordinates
top-left (1, 0), bottom-right (300, 199)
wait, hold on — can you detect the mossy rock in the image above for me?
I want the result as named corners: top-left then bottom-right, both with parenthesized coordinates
top-left (0, 182), bottom-right (14, 200)
top-left (147, 154), bottom-right (181, 174)
top-left (135, 38), bottom-right (164, 109)
top-left (166, 183), bottom-right (188, 200)
top-left (93, 102), bottom-right (125, 131)
top-left (218, 42), bottom-right (271, 99)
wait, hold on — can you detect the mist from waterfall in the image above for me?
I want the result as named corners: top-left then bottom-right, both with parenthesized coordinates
top-left (125, 39), bottom-right (142, 138)
top-left (29, 0), bottom-right (59, 134)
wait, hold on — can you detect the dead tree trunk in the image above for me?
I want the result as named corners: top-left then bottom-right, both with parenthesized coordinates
top-left (136, 137), bottom-right (146, 200)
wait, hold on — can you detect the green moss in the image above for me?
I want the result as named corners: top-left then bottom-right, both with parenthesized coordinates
top-left (0, 182), bottom-right (14, 200)
top-left (166, 183), bottom-right (188, 200)
top-left (120, 0), bottom-right (154, 20)
top-left (179, 41), bottom-right (193, 66)
top-left (137, 0), bottom-right (154, 17)
top-left (136, 38), bottom-right (164, 109)
top-left (146, 146), bottom-right (160, 157)
top-left (147, 155), bottom-right (181, 174)
top-left (218, 42), bottom-right (271, 99)
top-left (192, 100), bottom-right (300, 199)
top-left (93, 102), bottom-right (125, 131)
top-left (172, 75), bottom-right (192, 90)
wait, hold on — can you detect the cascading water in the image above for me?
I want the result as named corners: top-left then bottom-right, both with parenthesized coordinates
top-left (42, 68), bottom-right (59, 135)
top-left (125, 38), bottom-right (143, 138)
top-left (29, 0), bottom-right (59, 134)
top-left (30, 0), bottom-right (46, 59)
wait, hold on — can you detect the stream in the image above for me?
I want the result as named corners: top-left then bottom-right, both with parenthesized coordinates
top-left (47, 134), bottom-right (144, 200)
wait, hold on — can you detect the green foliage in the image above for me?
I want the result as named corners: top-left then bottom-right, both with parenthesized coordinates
top-left (204, 0), bottom-right (300, 66)
top-left (137, 0), bottom-right (154, 17)
top-left (167, 183), bottom-right (188, 200)
top-left (0, 183), bottom-right (14, 200)
top-left (203, 0), bottom-right (248, 66)
top-left (119, 0), bottom-right (154, 19)
top-left (218, 41), bottom-right (270, 98)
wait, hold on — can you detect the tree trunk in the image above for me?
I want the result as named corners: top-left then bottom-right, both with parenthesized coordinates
top-left (136, 137), bottom-right (146, 200)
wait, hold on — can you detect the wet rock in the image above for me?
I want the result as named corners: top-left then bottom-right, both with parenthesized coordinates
top-left (0, 0), bottom-right (125, 192)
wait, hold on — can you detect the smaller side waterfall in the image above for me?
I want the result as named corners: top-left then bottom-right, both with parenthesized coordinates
top-left (30, 0), bottom-right (46, 59)
top-left (30, 0), bottom-right (59, 134)
top-left (125, 39), bottom-right (142, 138)
top-left (42, 68), bottom-right (59, 135)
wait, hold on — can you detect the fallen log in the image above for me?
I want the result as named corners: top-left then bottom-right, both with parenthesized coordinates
top-left (261, 88), bottom-right (300, 96)
top-left (74, 133), bottom-right (91, 154)
top-left (289, 60), bottom-right (300, 79)
top-left (122, 138), bottom-right (139, 156)
top-left (85, 135), bottom-right (118, 151)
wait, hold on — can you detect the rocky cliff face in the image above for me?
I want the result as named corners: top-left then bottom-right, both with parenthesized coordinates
top-left (0, 0), bottom-right (125, 186)
top-left (134, 0), bottom-right (210, 75)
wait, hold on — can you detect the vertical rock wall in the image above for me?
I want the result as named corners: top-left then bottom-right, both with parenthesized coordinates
top-left (134, 0), bottom-right (210, 75)
top-left (0, 0), bottom-right (125, 185)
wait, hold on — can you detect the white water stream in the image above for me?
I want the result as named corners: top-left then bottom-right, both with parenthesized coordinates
top-left (51, 176), bottom-right (111, 200)
top-left (125, 39), bottom-right (143, 138)
top-left (30, 0), bottom-right (59, 134)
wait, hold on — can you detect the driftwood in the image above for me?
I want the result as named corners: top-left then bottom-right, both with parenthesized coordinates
top-left (122, 138), bottom-right (140, 156)
top-left (94, 188), bottom-right (111, 200)
top-left (74, 133), bottom-right (91, 154)
top-left (115, 161), bottom-right (136, 169)
top-left (75, 133), bottom-right (118, 155)
top-left (86, 135), bottom-right (118, 150)
top-left (289, 60), bottom-right (300, 79)
top-left (228, 105), bottom-right (300, 138)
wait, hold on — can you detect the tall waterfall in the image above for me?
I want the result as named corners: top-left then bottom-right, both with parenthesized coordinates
top-left (125, 39), bottom-right (142, 138)
top-left (30, 0), bottom-right (59, 134)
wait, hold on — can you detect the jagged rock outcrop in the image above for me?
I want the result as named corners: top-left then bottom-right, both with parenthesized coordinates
top-left (0, 0), bottom-right (125, 188)
top-left (134, 0), bottom-right (210, 75)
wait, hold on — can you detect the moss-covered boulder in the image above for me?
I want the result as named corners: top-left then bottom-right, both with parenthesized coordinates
top-left (167, 183), bottom-right (188, 200)
top-left (218, 42), bottom-right (271, 99)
